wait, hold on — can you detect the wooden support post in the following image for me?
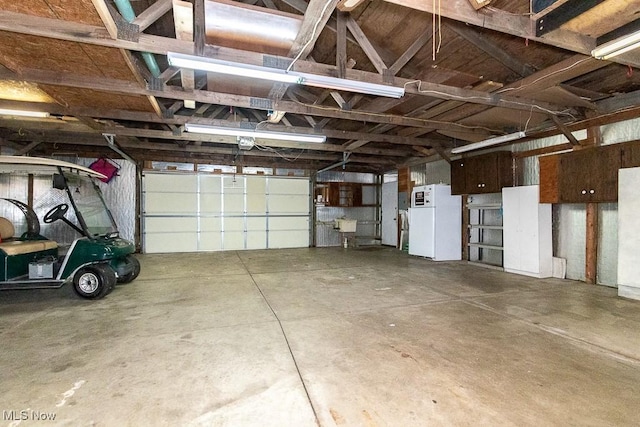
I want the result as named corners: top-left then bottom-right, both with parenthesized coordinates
top-left (585, 202), bottom-right (598, 284)
top-left (585, 123), bottom-right (601, 284)
top-left (398, 167), bottom-right (412, 249)
top-left (193, 0), bottom-right (205, 56)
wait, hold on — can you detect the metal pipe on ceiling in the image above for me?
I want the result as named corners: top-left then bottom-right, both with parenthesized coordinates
top-left (113, 0), bottom-right (161, 78)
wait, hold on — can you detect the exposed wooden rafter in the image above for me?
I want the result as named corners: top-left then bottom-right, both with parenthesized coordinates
top-left (383, 0), bottom-right (595, 54)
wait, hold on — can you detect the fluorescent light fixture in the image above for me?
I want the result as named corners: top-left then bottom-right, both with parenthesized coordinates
top-left (168, 52), bottom-right (302, 84)
top-left (592, 30), bottom-right (640, 60)
top-left (184, 123), bottom-right (326, 143)
top-left (167, 52), bottom-right (405, 98)
top-left (451, 131), bottom-right (526, 154)
top-left (301, 74), bottom-right (404, 98)
top-left (0, 108), bottom-right (49, 118)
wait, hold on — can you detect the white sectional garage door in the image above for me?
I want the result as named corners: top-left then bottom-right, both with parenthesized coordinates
top-left (142, 172), bottom-right (310, 253)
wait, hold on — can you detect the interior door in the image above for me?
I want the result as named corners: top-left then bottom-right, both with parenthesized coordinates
top-left (381, 180), bottom-right (398, 246)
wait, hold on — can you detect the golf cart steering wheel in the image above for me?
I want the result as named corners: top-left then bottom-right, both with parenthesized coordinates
top-left (44, 203), bottom-right (69, 224)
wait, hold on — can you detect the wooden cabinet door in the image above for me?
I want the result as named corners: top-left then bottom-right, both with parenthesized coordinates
top-left (539, 154), bottom-right (560, 203)
top-left (559, 149), bottom-right (593, 202)
top-left (496, 151), bottom-right (514, 190)
top-left (590, 145), bottom-right (621, 202)
top-left (467, 154), bottom-right (498, 193)
top-left (452, 151), bottom-right (512, 195)
top-left (450, 159), bottom-right (467, 194)
top-left (621, 140), bottom-right (640, 169)
top-left (327, 182), bottom-right (340, 206)
top-left (559, 146), bottom-right (621, 203)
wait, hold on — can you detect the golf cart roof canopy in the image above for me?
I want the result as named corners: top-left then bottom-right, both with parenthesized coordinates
top-left (0, 156), bottom-right (107, 180)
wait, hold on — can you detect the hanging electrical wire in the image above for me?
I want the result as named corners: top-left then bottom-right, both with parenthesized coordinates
top-left (287, 0), bottom-right (336, 72)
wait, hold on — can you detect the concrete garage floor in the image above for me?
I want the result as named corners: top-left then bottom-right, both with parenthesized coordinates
top-left (1, 247), bottom-right (640, 426)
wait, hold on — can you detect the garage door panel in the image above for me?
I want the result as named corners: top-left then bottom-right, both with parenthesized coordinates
top-left (247, 231), bottom-right (266, 249)
top-left (144, 174), bottom-right (197, 192)
top-left (143, 172), bottom-right (309, 253)
top-left (269, 195), bottom-right (309, 214)
top-left (223, 231), bottom-right (244, 250)
top-left (224, 194), bottom-right (244, 214)
top-left (269, 178), bottom-right (308, 194)
top-left (145, 232), bottom-right (197, 253)
top-left (200, 217), bottom-right (222, 232)
top-left (201, 194), bottom-right (222, 213)
top-left (247, 176), bottom-right (266, 194)
top-left (200, 232), bottom-right (222, 251)
top-left (247, 217), bottom-right (267, 231)
top-left (269, 231), bottom-right (309, 248)
top-left (223, 177), bottom-right (245, 193)
top-left (145, 217), bottom-right (197, 233)
top-left (145, 193), bottom-right (197, 214)
top-left (200, 176), bottom-right (222, 193)
top-left (269, 216), bottom-right (308, 230)
top-left (247, 196), bottom-right (266, 214)
top-left (224, 217), bottom-right (244, 231)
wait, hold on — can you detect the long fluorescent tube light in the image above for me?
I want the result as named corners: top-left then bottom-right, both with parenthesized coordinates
top-left (184, 123), bottom-right (326, 143)
top-left (167, 52), bottom-right (405, 98)
top-left (592, 30), bottom-right (640, 60)
top-left (168, 53), bottom-right (302, 84)
top-left (301, 74), bottom-right (404, 98)
top-left (451, 131), bottom-right (526, 154)
top-left (0, 108), bottom-right (50, 118)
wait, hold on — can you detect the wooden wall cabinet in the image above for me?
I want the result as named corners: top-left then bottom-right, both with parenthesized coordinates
top-left (540, 144), bottom-right (622, 203)
top-left (451, 151), bottom-right (513, 195)
top-left (315, 182), bottom-right (373, 207)
top-left (620, 140), bottom-right (640, 169)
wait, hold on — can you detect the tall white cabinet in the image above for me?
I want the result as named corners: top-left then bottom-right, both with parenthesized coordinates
top-left (502, 185), bottom-right (553, 278)
top-left (618, 167), bottom-right (640, 300)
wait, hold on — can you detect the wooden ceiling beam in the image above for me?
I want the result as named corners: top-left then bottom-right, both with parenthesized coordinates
top-left (4, 127), bottom-right (400, 165)
top-left (0, 67), bottom-right (496, 136)
top-left (550, 114), bottom-right (581, 146)
top-left (132, 0), bottom-right (173, 32)
top-left (336, 11), bottom-right (347, 78)
top-left (345, 16), bottom-right (389, 75)
top-left (446, 21), bottom-right (537, 78)
top-left (0, 10), bottom-right (568, 115)
top-left (14, 140), bottom-right (44, 156)
top-left (382, 0), bottom-right (596, 54)
top-left (173, 0), bottom-right (196, 109)
top-left (9, 133), bottom-right (339, 162)
top-left (102, 127), bottom-right (413, 157)
top-left (279, 0), bottom-right (358, 45)
top-left (0, 99), bottom-right (438, 147)
top-left (0, 118), bottom-right (413, 157)
top-left (289, 0), bottom-right (339, 59)
top-left (408, 54), bottom-right (609, 138)
top-left (389, 27), bottom-right (432, 75)
top-left (90, 0), bottom-right (164, 118)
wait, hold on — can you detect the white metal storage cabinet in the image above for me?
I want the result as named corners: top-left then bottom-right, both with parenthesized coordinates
top-left (618, 167), bottom-right (640, 300)
top-left (502, 185), bottom-right (552, 278)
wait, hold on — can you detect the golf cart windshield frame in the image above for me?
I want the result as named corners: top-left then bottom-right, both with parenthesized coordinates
top-left (58, 168), bottom-right (118, 239)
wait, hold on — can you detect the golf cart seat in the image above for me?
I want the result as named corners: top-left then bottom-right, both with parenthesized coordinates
top-left (0, 217), bottom-right (57, 256)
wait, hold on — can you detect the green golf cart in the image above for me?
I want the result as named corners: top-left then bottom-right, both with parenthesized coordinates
top-left (0, 156), bottom-right (140, 299)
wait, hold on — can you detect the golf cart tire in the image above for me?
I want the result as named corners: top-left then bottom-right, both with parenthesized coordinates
top-left (72, 264), bottom-right (116, 299)
top-left (117, 255), bottom-right (141, 284)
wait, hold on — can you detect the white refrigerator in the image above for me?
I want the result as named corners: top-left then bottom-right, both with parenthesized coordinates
top-left (408, 184), bottom-right (462, 261)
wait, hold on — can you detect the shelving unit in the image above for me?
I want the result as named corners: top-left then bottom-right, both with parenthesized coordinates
top-left (466, 200), bottom-right (503, 269)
